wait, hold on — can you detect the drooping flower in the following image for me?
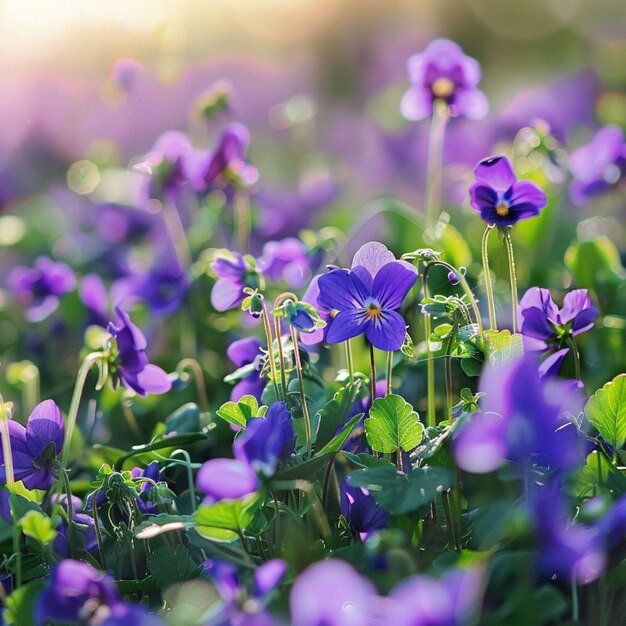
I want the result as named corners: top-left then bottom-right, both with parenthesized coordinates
top-left (317, 242), bottom-right (418, 351)
top-left (518, 287), bottom-right (597, 374)
top-left (130, 460), bottom-right (162, 515)
top-left (453, 354), bottom-right (585, 474)
top-left (9, 256), bottom-right (76, 322)
top-left (401, 39), bottom-right (488, 121)
top-left (106, 306), bottom-right (172, 396)
top-left (0, 400), bottom-right (64, 491)
top-left (196, 458), bottom-right (259, 505)
top-left (227, 337), bottom-right (266, 402)
top-left (289, 559), bottom-right (378, 626)
top-left (210, 251), bottom-right (262, 312)
top-left (469, 156), bottom-right (547, 227)
top-left (233, 402), bottom-right (295, 477)
top-left (569, 125), bottom-right (626, 205)
top-left (52, 494), bottom-right (99, 559)
top-left (340, 479), bottom-right (388, 541)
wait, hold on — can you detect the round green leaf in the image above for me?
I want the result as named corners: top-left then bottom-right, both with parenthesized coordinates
top-left (364, 394), bottom-right (423, 453)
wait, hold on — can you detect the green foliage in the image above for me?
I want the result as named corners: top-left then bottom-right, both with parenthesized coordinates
top-left (586, 374), bottom-right (626, 452)
top-left (194, 494), bottom-right (262, 542)
top-left (147, 545), bottom-right (198, 588)
top-left (365, 394), bottom-right (423, 453)
top-left (314, 380), bottom-right (363, 450)
top-left (215, 395), bottom-right (261, 428)
top-left (4, 580), bottom-right (45, 626)
top-left (485, 329), bottom-right (524, 365)
top-left (19, 510), bottom-right (57, 546)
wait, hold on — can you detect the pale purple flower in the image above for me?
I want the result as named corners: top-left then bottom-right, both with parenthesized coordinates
top-left (196, 458), bottom-right (259, 505)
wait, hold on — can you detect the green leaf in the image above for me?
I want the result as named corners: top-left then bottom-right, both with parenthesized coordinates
top-left (165, 403), bottom-right (200, 434)
top-left (364, 394), bottom-right (423, 453)
top-left (19, 510), bottom-right (57, 546)
top-left (565, 237), bottom-right (625, 296)
top-left (215, 395), bottom-right (259, 428)
top-left (275, 453), bottom-right (334, 481)
top-left (576, 450), bottom-right (626, 500)
top-left (194, 494), bottom-right (262, 542)
top-left (340, 451), bottom-right (395, 469)
top-left (586, 374), bottom-right (626, 452)
top-left (347, 466), bottom-right (454, 515)
top-left (135, 513), bottom-right (196, 540)
top-left (316, 413), bottom-right (364, 456)
top-left (147, 545), bottom-right (198, 588)
top-left (315, 381), bottom-right (363, 450)
top-left (4, 580), bottom-right (45, 626)
top-left (118, 432), bottom-right (210, 463)
top-left (485, 330), bottom-right (524, 365)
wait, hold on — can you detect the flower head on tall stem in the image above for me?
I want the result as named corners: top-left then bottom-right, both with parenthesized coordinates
top-left (401, 39), bottom-right (488, 121)
top-left (469, 156), bottom-right (547, 227)
top-left (210, 251), bottom-right (262, 312)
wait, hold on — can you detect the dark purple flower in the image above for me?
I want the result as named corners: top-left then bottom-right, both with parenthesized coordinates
top-left (53, 495), bottom-right (99, 558)
top-left (385, 567), bottom-right (484, 626)
top-left (9, 256), bottom-right (76, 322)
top-left (131, 460), bottom-right (161, 515)
top-left (34, 559), bottom-right (122, 626)
top-left (289, 559), bottom-right (377, 626)
top-left (258, 238), bottom-right (314, 290)
top-left (401, 39), bottom-right (488, 121)
top-left (107, 306), bottom-right (171, 396)
top-left (188, 123), bottom-right (258, 198)
top-left (317, 244), bottom-right (418, 351)
top-left (469, 156), bottom-right (547, 227)
top-left (210, 252), bottom-right (262, 312)
top-left (227, 337), bottom-right (266, 402)
top-left (341, 479), bottom-right (387, 541)
top-left (233, 402), bottom-right (294, 477)
top-left (569, 125), bottom-right (626, 205)
top-left (196, 458), bottom-right (258, 505)
top-left (518, 288), bottom-right (597, 375)
top-left (203, 559), bottom-right (241, 603)
top-left (454, 354), bottom-right (585, 474)
top-left (0, 400), bottom-right (63, 491)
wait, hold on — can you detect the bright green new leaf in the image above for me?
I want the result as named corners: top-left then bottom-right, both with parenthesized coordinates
top-left (586, 374), bottom-right (626, 452)
top-left (194, 494), bottom-right (262, 542)
top-left (365, 394), bottom-right (423, 453)
top-left (215, 395), bottom-right (260, 428)
top-left (19, 510), bottom-right (57, 546)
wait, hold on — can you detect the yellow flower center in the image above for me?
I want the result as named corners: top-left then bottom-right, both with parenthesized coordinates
top-left (496, 202), bottom-right (509, 217)
top-left (431, 78), bottom-right (455, 99)
top-left (366, 303), bottom-right (382, 320)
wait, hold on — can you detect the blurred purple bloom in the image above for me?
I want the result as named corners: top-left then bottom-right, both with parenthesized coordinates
top-left (289, 559), bottom-right (377, 626)
top-left (0, 400), bottom-right (63, 491)
top-left (454, 355), bottom-right (585, 474)
top-left (569, 125), bottom-right (626, 205)
top-left (227, 337), bottom-right (266, 402)
top-left (253, 559), bottom-right (287, 598)
top-left (401, 39), bottom-right (488, 121)
top-left (341, 479), bottom-right (387, 541)
top-left (386, 567), bottom-right (483, 626)
top-left (52, 493), bottom-right (99, 558)
top-left (210, 252), bottom-right (261, 312)
top-left (518, 288), bottom-right (597, 374)
top-left (203, 559), bottom-right (241, 603)
top-left (80, 274), bottom-right (111, 328)
top-left (318, 246), bottom-right (417, 351)
top-left (107, 306), bottom-right (172, 396)
top-left (469, 156), bottom-right (547, 227)
top-left (300, 276), bottom-right (329, 346)
top-left (258, 238), bottom-right (315, 290)
top-left (233, 402), bottom-right (294, 477)
top-left (196, 458), bottom-right (258, 505)
top-left (188, 122), bottom-right (258, 198)
top-left (9, 256), bottom-right (76, 322)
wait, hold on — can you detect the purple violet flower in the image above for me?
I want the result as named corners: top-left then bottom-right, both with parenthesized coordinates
top-left (196, 458), bottom-right (259, 505)
top-left (453, 354), bottom-right (585, 474)
top-left (53, 494), bottom-right (99, 558)
top-left (569, 125), bottom-right (626, 205)
top-left (518, 287), bottom-right (597, 374)
top-left (258, 238), bottom-right (315, 290)
top-left (300, 275), bottom-right (329, 346)
top-left (469, 156), bottom-right (547, 227)
top-left (289, 559), bottom-right (378, 626)
top-left (341, 478), bottom-right (388, 541)
top-left (227, 337), bottom-right (266, 402)
top-left (210, 252), bottom-right (262, 312)
top-left (233, 402), bottom-right (295, 477)
top-left (0, 400), bottom-right (64, 491)
top-left (401, 39), bottom-right (488, 121)
top-left (317, 242), bottom-right (418, 351)
top-left (107, 306), bottom-right (172, 396)
top-left (9, 256), bottom-right (76, 322)
top-left (80, 274), bottom-right (111, 328)
top-left (131, 460), bottom-right (161, 515)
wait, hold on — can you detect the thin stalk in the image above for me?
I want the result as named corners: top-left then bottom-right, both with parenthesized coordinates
top-left (176, 359), bottom-right (209, 412)
top-left (60, 469), bottom-right (77, 559)
top-left (369, 344), bottom-right (377, 406)
top-left (444, 319), bottom-right (458, 420)
top-left (162, 198), bottom-right (192, 269)
top-left (424, 100), bottom-right (450, 237)
top-left (386, 351), bottom-right (393, 396)
top-left (567, 336), bottom-right (582, 383)
top-left (273, 316), bottom-right (288, 401)
top-left (482, 225), bottom-right (497, 331)
top-left (422, 273), bottom-right (436, 428)
top-left (261, 305), bottom-right (281, 402)
top-left (503, 227), bottom-right (519, 333)
top-left (91, 490), bottom-right (107, 569)
top-left (233, 191), bottom-right (251, 253)
top-left (345, 339), bottom-right (354, 384)
top-left (441, 490), bottom-right (460, 551)
top-left (170, 449), bottom-right (198, 513)
top-left (571, 577), bottom-right (579, 623)
top-left (396, 448), bottom-right (404, 473)
top-left (290, 326), bottom-right (312, 455)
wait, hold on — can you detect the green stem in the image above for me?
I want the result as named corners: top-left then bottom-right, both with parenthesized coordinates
top-left (441, 490), bottom-right (460, 551)
top-left (504, 227), bottom-right (519, 334)
top-left (571, 576), bottom-right (579, 623)
top-left (424, 100), bottom-right (450, 237)
top-left (60, 469), bottom-right (77, 559)
top-left (422, 274), bottom-right (436, 428)
top-left (386, 351), bottom-right (393, 396)
top-left (233, 191), bottom-right (251, 253)
top-left (482, 225), bottom-right (497, 331)
top-left (345, 339), bottom-right (354, 384)
top-left (273, 315), bottom-right (288, 401)
top-left (176, 359), bottom-right (209, 412)
top-left (162, 197), bottom-right (192, 269)
top-left (170, 449), bottom-right (198, 513)
top-left (567, 336), bottom-right (582, 383)
top-left (290, 326), bottom-right (312, 455)
top-left (369, 344), bottom-right (377, 406)
top-left (91, 489), bottom-right (107, 569)
top-left (261, 305), bottom-right (281, 402)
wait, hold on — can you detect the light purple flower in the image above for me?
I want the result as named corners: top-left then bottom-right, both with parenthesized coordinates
top-left (258, 238), bottom-right (315, 290)
top-left (9, 256), bottom-right (76, 322)
top-left (196, 458), bottom-right (259, 505)
top-left (210, 252), bottom-right (261, 312)
top-left (227, 337), bottom-right (266, 402)
top-left (401, 39), bottom-right (488, 121)
top-left (569, 125), bottom-right (626, 205)
top-left (469, 156), bottom-right (547, 227)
